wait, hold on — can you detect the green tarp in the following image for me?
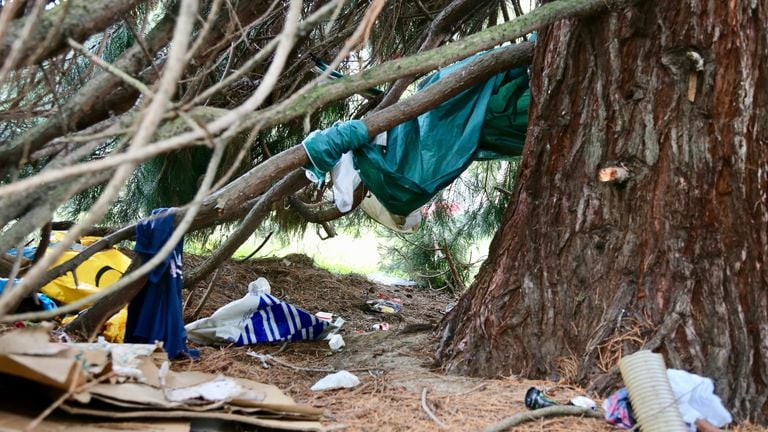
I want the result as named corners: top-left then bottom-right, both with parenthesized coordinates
top-left (303, 49), bottom-right (530, 216)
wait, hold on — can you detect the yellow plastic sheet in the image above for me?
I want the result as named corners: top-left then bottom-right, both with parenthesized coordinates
top-left (46, 233), bottom-right (132, 343)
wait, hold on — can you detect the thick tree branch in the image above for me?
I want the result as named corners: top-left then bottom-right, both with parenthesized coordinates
top-left (288, 184), bottom-right (367, 223)
top-left (185, 169), bottom-right (309, 287)
top-left (0, 0), bottom-right (143, 69)
top-left (481, 406), bottom-right (602, 432)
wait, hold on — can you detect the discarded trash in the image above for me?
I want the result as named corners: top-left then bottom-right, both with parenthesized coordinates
top-left (603, 388), bottom-right (636, 429)
top-left (524, 387), bottom-right (558, 410)
top-left (185, 277), bottom-right (330, 345)
top-left (315, 311), bottom-right (333, 322)
top-left (248, 278), bottom-right (271, 295)
top-left (0, 278), bottom-right (56, 311)
top-left (444, 302), bottom-right (455, 313)
top-left (328, 334), bottom-right (345, 351)
top-left (0, 326), bottom-right (325, 431)
top-left (619, 350), bottom-right (686, 432)
top-left (166, 375), bottom-right (259, 403)
top-left (366, 295), bottom-right (403, 314)
top-left (5, 232), bottom-right (132, 342)
top-left (310, 370), bottom-right (361, 391)
top-left (371, 322), bottom-right (390, 331)
top-left (667, 369), bottom-right (732, 431)
top-left (569, 396), bottom-right (597, 410)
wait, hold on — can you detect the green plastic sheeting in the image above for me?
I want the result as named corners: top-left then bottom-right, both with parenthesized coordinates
top-left (477, 70), bottom-right (529, 160)
top-left (303, 50), bottom-right (530, 216)
top-left (303, 120), bottom-right (369, 174)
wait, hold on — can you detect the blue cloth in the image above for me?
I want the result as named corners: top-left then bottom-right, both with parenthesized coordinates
top-left (125, 208), bottom-right (193, 359)
top-left (235, 294), bottom-right (329, 345)
top-left (0, 278), bottom-right (57, 311)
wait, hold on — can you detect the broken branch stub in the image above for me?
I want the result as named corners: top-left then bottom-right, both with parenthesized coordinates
top-left (598, 165), bottom-right (630, 184)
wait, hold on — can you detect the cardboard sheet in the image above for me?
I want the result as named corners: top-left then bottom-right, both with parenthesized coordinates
top-left (0, 327), bottom-right (327, 431)
top-left (0, 408), bottom-right (190, 432)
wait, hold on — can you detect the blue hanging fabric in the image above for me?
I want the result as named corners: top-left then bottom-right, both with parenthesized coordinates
top-left (125, 208), bottom-right (193, 359)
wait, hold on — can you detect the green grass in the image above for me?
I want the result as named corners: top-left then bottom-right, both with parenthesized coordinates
top-left (235, 230), bottom-right (383, 276)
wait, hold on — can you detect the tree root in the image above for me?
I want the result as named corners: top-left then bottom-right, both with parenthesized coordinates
top-left (481, 406), bottom-right (603, 432)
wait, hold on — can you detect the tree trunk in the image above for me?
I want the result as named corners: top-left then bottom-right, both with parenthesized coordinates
top-left (436, 1), bottom-right (768, 424)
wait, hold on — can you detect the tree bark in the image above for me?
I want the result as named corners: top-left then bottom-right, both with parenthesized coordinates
top-left (436, 1), bottom-right (768, 423)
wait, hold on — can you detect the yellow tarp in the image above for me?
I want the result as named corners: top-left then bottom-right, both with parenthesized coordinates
top-left (45, 233), bottom-right (132, 342)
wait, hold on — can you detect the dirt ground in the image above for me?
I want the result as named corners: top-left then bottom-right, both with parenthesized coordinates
top-left (176, 254), bottom-right (766, 432)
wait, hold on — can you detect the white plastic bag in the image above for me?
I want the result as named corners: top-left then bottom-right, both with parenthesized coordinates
top-left (310, 370), bottom-right (360, 391)
top-left (247, 278), bottom-right (270, 295)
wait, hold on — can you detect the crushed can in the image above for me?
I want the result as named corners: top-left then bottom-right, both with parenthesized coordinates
top-left (524, 387), bottom-right (558, 410)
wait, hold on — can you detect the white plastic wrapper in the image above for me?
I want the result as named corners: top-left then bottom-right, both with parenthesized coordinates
top-left (310, 370), bottom-right (360, 391)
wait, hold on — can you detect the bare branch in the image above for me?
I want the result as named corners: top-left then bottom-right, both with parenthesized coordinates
top-left (67, 38), bottom-right (154, 96)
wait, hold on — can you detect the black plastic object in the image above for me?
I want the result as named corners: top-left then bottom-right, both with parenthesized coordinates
top-left (524, 387), bottom-right (558, 410)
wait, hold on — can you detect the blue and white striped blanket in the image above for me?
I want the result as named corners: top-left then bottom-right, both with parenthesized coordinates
top-left (235, 293), bottom-right (328, 345)
top-left (185, 284), bottom-right (329, 346)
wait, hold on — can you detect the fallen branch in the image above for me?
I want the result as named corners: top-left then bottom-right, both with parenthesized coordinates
top-left (185, 169), bottom-right (309, 287)
top-left (288, 184), bottom-right (367, 224)
top-left (421, 387), bottom-right (447, 429)
top-left (481, 406), bottom-right (603, 432)
top-left (189, 267), bottom-right (222, 320)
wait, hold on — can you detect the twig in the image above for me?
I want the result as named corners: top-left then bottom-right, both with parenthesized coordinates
top-left (182, 285), bottom-right (197, 313)
top-left (24, 371), bottom-right (117, 431)
top-left (67, 38), bottom-right (153, 96)
top-left (421, 388), bottom-right (447, 429)
top-left (270, 341), bottom-right (289, 356)
top-left (248, 352), bottom-right (380, 374)
top-left (436, 382), bottom-right (486, 398)
top-left (494, 186), bottom-right (514, 197)
top-left (237, 231), bottom-right (274, 262)
top-left (190, 267), bottom-right (222, 320)
top-left (481, 406), bottom-right (602, 432)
